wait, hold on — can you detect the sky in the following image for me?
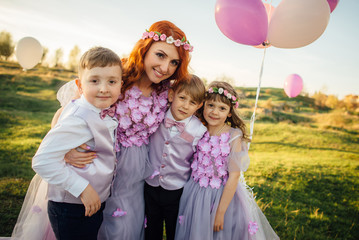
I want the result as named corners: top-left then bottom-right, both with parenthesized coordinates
top-left (0, 0), bottom-right (358, 99)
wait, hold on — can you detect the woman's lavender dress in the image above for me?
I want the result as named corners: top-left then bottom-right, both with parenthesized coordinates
top-left (175, 128), bottom-right (279, 240)
top-left (98, 86), bottom-right (168, 240)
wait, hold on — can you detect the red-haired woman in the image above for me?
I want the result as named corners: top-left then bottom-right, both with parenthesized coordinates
top-left (12, 20), bottom-right (194, 240)
top-left (66, 20), bottom-right (193, 240)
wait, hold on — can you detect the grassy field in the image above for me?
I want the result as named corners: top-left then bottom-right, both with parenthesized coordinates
top-left (0, 61), bottom-right (358, 239)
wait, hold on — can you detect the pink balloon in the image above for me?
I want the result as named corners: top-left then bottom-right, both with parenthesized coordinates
top-left (327, 0), bottom-right (339, 13)
top-left (267, 0), bottom-right (330, 49)
top-left (215, 0), bottom-right (268, 46)
top-left (284, 74), bottom-right (303, 98)
top-left (254, 3), bottom-right (276, 49)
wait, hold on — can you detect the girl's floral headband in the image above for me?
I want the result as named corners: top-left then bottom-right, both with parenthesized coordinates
top-left (208, 87), bottom-right (239, 108)
top-left (142, 30), bottom-right (194, 52)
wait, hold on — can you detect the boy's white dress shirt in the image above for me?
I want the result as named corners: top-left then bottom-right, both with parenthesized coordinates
top-left (32, 95), bottom-right (117, 203)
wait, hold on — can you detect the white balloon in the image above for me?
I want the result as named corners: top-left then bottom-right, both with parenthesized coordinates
top-left (15, 37), bottom-right (43, 70)
top-left (267, 0), bottom-right (330, 49)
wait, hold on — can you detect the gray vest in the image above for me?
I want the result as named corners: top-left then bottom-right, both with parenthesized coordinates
top-left (48, 105), bottom-right (116, 204)
top-left (146, 116), bottom-right (205, 190)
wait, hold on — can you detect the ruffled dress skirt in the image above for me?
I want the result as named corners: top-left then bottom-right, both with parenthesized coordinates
top-left (175, 178), bottom-right (279, 240)
top-left (98, 144), bottom-right (152, 240)
top-left (11, 174), bottom-right (56, 240)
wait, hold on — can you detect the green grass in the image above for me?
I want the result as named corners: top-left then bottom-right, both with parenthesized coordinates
top-left (0, 61), bottom-right (358, 239)
top-left (247, 122), bottom-right (358, 239)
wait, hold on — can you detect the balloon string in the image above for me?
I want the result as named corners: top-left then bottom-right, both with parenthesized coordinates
top-left (248, 47), bottom-right (267, 150)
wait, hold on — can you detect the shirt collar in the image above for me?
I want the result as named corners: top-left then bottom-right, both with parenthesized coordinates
top-left (78, 95), bottom-right (102, 114)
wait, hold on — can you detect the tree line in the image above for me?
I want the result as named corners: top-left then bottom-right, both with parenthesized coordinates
top-left (0, 30), bottom-right (81, 71)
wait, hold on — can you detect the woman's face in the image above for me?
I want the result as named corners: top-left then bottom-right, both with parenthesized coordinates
top-left (143, 41), bottom-right (180, 84)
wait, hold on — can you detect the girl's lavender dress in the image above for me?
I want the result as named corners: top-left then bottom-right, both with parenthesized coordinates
top-left (175, 128), bottom-right (279, 240)
top-left (98, 86), bottom-right (168, 240)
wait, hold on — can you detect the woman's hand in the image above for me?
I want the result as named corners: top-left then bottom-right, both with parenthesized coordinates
top-left (213, 210), bottom-right (225, 232)
top-left (65, 144), bottom-right (96, 168)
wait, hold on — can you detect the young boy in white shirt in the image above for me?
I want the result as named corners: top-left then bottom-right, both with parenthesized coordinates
top-left (145, 75), bottom-right (207, 240)
top-left (32, 46), bottom-right (122, 240)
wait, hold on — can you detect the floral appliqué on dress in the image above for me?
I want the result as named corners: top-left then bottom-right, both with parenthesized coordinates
top-left (115, 86), bottom-right (168, 150)
top-left (191, 131), bottom-right (231, 189)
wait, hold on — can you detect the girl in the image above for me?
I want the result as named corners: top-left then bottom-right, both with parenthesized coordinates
top-left (174, 81), bottom-right (279, 240)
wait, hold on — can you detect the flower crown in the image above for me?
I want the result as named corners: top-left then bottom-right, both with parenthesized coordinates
top-left (208, 87), bottom-right (239, 108)
top-left (142, 30), bottom-right (194, 52)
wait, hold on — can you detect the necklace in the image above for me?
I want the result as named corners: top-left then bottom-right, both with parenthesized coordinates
top-left (214, 124), bottom-right (226, 136)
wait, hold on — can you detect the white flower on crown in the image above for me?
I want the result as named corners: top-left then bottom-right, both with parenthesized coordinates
top-left (226, 93), bottom-right (232, 99)
top-left (218, 88), bottom-right (224, 94)
top-left (166, 36), bottom-right (174, 44)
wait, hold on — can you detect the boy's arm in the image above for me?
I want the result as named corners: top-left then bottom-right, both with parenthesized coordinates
top-left (32, 115), bottom-right (93, 198)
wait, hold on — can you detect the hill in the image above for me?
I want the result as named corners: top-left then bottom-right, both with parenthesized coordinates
top-left (0, 61), bottom-right (358, 239)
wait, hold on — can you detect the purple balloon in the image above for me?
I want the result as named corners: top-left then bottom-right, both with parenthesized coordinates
top-left (215, 0), bottom-right (268, 46)
top-left (284, 74), bottom-right (303, 98)
top-left (327, 0), bottom-right (339, 13)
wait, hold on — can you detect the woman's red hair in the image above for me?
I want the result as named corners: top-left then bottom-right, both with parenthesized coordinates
top-left (121, 20), bottom-right (191, 94)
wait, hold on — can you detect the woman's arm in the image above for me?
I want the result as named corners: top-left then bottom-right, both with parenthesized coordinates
top-left (64, 144), bottom-right (96, 168)
top-left (213, 171), bottom-right (241, 232)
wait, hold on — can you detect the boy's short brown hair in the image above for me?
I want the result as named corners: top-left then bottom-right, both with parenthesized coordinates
top-left (78, 46), bottom-right (122, 77)
top-left (172, 74), bottom-right (206, 104)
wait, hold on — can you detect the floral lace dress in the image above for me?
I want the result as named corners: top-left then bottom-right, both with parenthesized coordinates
top-left (175, 128), bottom-right (279, 240)
top-left (98, 86), bottom-right (168, 240)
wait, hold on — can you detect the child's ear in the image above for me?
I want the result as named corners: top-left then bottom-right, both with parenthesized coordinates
top-left (168, 89), bottom-right (174, 103)
top-left (75, 78), bottom-right (83, 94)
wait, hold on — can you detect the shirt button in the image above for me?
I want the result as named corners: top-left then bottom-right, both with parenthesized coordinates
top-left (162, 153), bottom-right (167, 157)
top-left (165, 141), bottom-right (169, 145)
top-left (161, 164), bottom-right (165, 168)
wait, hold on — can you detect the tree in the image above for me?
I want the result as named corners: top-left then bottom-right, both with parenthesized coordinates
top-left (312, 91), bottom-right (328, 109)
top-left (67, 45), bottom-right (81, 71)
top-left (41, 47), bottom-right (49, 65)
top-left (325, 95), bottom-right (339, 109)
top-left (342, 94), bottom-right (358, 111)
top-left (0, 31), bottom-right (14, 60)
top-left (54, 48), bottom-right (63, 67)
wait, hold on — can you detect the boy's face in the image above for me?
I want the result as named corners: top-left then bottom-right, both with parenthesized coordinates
top-left (76, 65), bottom-right (122, 109)
top-left (168, 89), bottom-right (203, 121)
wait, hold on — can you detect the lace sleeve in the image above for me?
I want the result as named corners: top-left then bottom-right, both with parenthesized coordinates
top-left (228, 128), bottom-right (250, 172)
top-left (56, 80), bottom-right (80, 107)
